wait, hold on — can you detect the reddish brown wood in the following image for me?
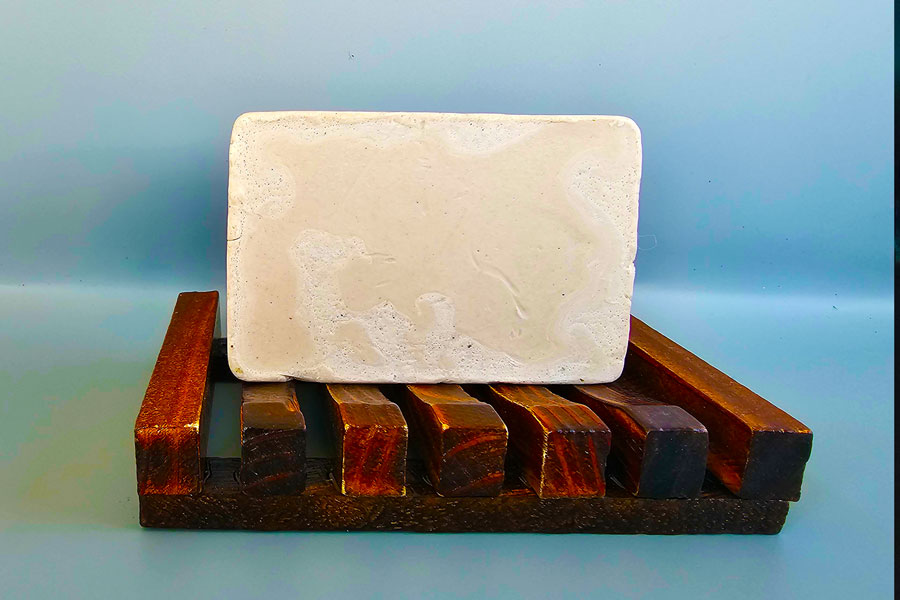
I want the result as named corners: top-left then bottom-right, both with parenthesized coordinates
top-left (134, 291), bottom-right (218, 495)
top-left (471, 385), bottom-right (610, 498)
top-left (625, 316), bottom-right (813, 500)
top-left (326, 384), bottom-right (408, 496)
top-left (563, 378), bottom-right (708, 498)
top-left (134, 293), bottom-right (810, 533)
top-left (240, 383), bottom-right (307, 496)
top-left (397, 385), bottom-right (507, 497)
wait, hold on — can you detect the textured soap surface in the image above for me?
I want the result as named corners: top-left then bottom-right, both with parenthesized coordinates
top-left (227, 111), bottom-right (641, 383)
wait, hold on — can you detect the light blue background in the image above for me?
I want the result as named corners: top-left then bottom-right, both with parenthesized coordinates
top-left (0, 2), bottom-right (893, 598)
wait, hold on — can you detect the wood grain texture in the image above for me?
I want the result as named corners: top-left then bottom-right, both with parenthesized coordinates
top-left (396, 385), bottom-right (507, 497)
top-left (562, 378), bottom-right (708, 498)
top-left (240, 383), bottom-right (307, 496)
top-left (134, 291), bottom-right (218, 495)
top-left (470, 384), bottom-right (611, 498)
top-left (626, 316), bottom-right (813, 500)
top-left (326, 384), bottom-right (408, 496)
top-left (140, 458), bottom-right (790, 534)
top-left (135, 297), bottom-right (810, 534)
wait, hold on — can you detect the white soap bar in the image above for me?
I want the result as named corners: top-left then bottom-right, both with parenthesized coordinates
top-left (227, 111), bottom-right (641, 384)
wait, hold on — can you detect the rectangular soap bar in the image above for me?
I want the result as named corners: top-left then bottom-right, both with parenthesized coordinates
top-left (227, 111), bottom-right (641, 383)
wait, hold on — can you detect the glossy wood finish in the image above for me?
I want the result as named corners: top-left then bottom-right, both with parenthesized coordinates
top-left (326, 384), bottom-right (408, 496)
top-left (563, 378), bottom-right (708, 498)
top-left (240, 382), bottom-right (307, 496)
top-left (136, 294), bottom-right (811, 533)
top-left (471, 384), bottom-right (611, 498)
top-left (396, 385), bottom-right (507, 497)
top-left (625, 316), bottom-right (813, 499)
top-left (134, 291), bottom-right (218, 495)
top-left (140, 458), bottom-right (790, 534)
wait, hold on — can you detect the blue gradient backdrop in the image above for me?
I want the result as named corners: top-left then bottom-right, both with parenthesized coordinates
top-left (0, 2), bottom-right (893, 599)
top-left (1, 1), bottom-right (893, 295)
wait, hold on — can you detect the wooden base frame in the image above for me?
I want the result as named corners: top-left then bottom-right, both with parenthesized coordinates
top-left (140, 458), bottom-right (788, 533)
top-left (135, 292), bottom-right (810, 534)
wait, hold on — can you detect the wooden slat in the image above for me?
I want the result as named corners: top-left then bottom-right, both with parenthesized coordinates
top-left (326, 384), bottom-right (408, 496)
top-left (140, 458), bottom-right (791, 534)
top-left (563, 378), bottom-right (708, 498)
top-left (625, 316), bottom-right (813, 499)
top-left (398, 385), bottom-right (507, 497)
top-left (135, 296), bottom-right (809, 534)
top-left (240, 383), bottom-right (307, 496)
top-left (472, 385), bottom-right (610, 498)
top-left (134, 291), bottom-right (218, 495)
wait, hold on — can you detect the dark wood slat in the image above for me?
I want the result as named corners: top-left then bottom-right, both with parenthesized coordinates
top-left (625, 316), bottom-right (813, 500)
top-left (326, 384), bottom-right (408, 496)
top-left (562, 378), bottom-right (708, 498)
top-left (240, 383), bottom-right (306, 495)
top-left (396, 385), bottom-right (507, 497)
top-left (470, 384), bottom-right (610, 498)
top-left (134, 291), bottom-right (218, 495)
top-left (139, 458), bottom-right (790, 534)
top-left (135, 295), bottom-right (809, 534)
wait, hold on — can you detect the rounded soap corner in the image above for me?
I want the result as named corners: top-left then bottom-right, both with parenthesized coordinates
top-left (609, 354), bottom-right (627, 382)
top-left (230, 111), bottom-right (261, 138)
top-left (226, 349), bottom-right (277, 383)
top-left (617, 116), bottom-right (642, 142)
top-left (226, 350), bottom-right (247, 381)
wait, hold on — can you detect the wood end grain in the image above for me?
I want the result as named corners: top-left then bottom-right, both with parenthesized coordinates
top-left (473, 384), bottom-right (611, 498)
top-left (240, 382), bottom-right (307, 496)
top-left (626, 316), bottom-right (812, 499)
top-left (564, 382), bottom-right (709, 498)
top-left (399, 384), bottom-right (507, 497)
top-left (326, 384), bottom-right (408, 496)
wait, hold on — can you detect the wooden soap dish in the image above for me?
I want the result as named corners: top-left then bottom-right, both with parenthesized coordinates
top-left (135, 291), bottom-right (812, 534)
